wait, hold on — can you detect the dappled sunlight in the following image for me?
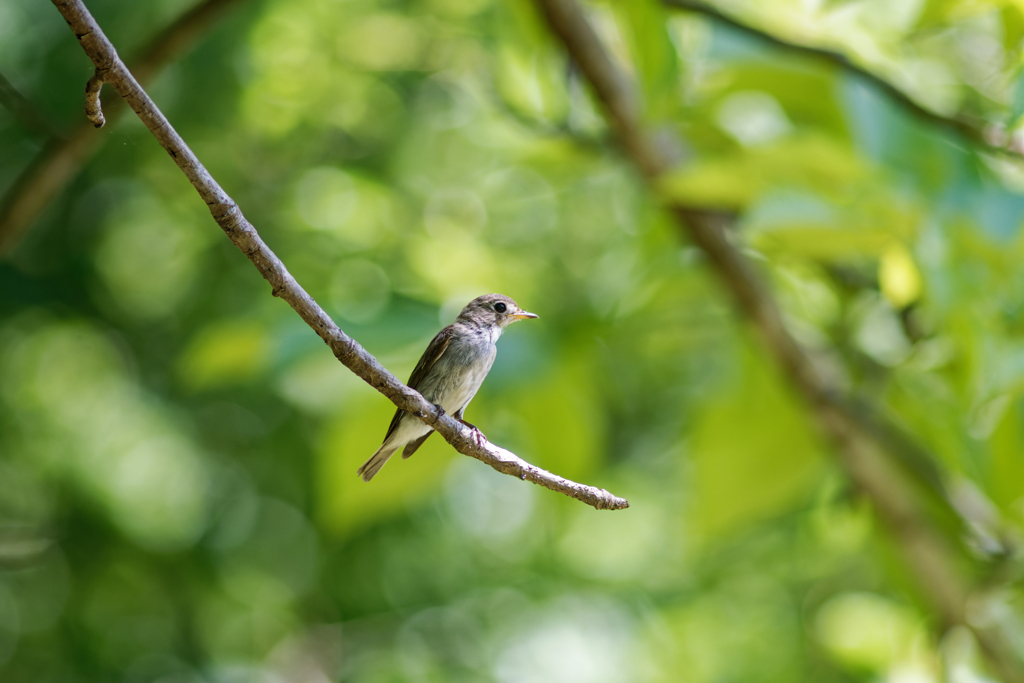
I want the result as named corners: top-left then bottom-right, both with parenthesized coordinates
top-left (94, 189), bottom-right (212, 320)
top-left (5, 0), bottom-right (1024, 679)
top-left (493, 595), bottom-right (635, 683)
top-left (1, 320), bottom-right (212, 550)
top-left (816, 592), bottom-right (932, 676)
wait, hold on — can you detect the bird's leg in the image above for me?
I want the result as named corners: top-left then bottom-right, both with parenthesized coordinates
top-left (416, 404), bottom-right (445, 420)
top-left (454, 408), bottom-right (486, 446)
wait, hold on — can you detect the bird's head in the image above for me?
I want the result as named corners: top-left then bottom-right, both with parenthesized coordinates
top-left (457, 293), bottom-right (539, 329)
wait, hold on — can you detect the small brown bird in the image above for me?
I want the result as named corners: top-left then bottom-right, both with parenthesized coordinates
top-left (357, 293), bottom-right (538, 481)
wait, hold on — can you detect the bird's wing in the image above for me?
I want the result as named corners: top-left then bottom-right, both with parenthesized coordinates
top-left (402, 431), bottom-right (434, 459)
top-left (381, 325), bottom-right (453, 443)
top-left (403, 386), bottom-right (474, 459)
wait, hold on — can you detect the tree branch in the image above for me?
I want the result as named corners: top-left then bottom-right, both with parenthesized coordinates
top-left (533, 0), bottom-right (1022, 678)
top-left (663, 0), bottom-right (1023, 159)
top-left (48, 0), bottom-right (628, 512)
top-left (0, 0), bottom-right (247, 255)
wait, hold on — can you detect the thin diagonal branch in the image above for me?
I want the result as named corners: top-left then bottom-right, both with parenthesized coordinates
top-left (533, 0), bottom-right (1022, 677)
top-left (48, 0), bottom-right (628, 512)
top-left (0, 0), bottom-right (247, 255)
top-left (664, 0), bottom-right (1021, 158)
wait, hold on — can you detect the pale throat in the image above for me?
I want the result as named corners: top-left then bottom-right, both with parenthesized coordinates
top-left (487, 324), bottom-right (503, 345)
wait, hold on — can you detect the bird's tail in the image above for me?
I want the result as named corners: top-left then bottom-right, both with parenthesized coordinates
top-left (357, 442), bottom-right (401, 482)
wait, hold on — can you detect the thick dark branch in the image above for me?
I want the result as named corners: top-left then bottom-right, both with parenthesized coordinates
top-left (0, 0), bottom-right (247, 255)
top-left (534, 0), bottom-right (1023, 677)
top-left (538, 0), bottom-right (664, 179)
top-left (664, 0), bottom-right (1021, 158)
top-left (48, 0), bottom-right (628, 512)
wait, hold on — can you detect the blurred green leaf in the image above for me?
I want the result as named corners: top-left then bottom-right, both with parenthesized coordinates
top-left (5, 0), bottom-right (1024, 679)
top-left (989, 398), bottom-right (1024, 512)
top-left (613, 0), bottom-right (680, 120)
top-left (178, 321), bottom-right (271, 391)
top-left (659, 133), bottom-right (868, 209)
top-left (688, 342), bottom-right (826, 537)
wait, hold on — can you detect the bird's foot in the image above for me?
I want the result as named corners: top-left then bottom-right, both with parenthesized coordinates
top-left (456, 417), bottom-right (486, 446)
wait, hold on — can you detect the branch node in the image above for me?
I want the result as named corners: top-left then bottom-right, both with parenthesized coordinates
top-left (85, 69), bottom-right (106, 128)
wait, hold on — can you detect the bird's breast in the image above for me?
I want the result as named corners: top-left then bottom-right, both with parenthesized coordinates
top-left (419, 337), bottom-right (497, 412)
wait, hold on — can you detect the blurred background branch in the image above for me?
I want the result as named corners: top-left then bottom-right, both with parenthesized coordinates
top-left (0, 0), bottom-right (247, 255)
top-left (663, 0), bottom-right (1024, 158)
top-left (5, 0), bottom-right (1024, 679)
top-left (534, 0), bottom-right (1024, 680)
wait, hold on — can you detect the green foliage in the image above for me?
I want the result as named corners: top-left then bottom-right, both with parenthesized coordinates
top-left (688, 342), bottom-right (826, 538)
top-left (4, 0), bottom-right (1024, 681)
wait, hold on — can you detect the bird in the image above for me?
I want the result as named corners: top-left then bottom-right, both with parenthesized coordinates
top-left (357, 293), bottom-right (538, 482)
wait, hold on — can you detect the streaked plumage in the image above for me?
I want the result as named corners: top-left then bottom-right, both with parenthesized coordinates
top-left (357, 293), bottom-right (538, 481)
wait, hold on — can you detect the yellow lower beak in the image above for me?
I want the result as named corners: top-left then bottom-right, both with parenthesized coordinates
top-left (513, 311), bottom-right (539, 320)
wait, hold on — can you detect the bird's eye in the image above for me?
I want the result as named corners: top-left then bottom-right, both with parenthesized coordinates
top-left (494, 302), bottom-right (507, 313)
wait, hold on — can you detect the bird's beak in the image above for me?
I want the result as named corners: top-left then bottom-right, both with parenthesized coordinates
top-left (513, 311), bottom-right (539, 320)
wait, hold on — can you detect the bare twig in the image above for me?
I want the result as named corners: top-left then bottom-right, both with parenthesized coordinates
top-left (84, 70), bottom-right (106, 127)
top-left (533, 0), bottom-right (1022, 677)
top-left (0, 0), bottom-right (247, 255)
top-left (663, 0), bottom-right (1021, 158)
top-left (48, 0), bottom-right (628, 512)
